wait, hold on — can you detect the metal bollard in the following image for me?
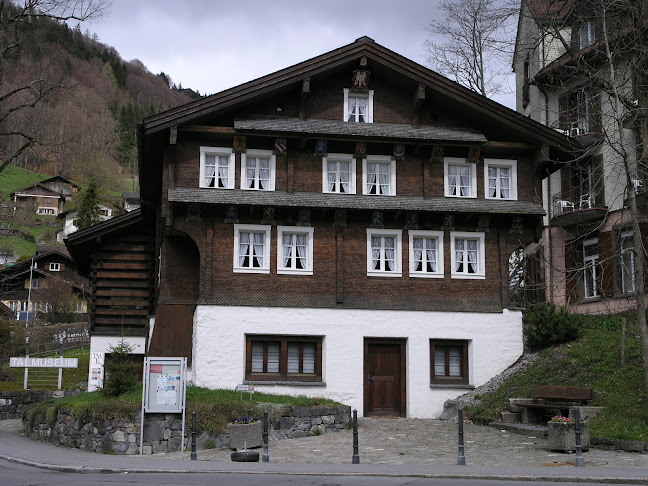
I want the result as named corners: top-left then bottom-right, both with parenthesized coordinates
top-left (573, 406), bottom-right (584, 467)
top-left (190, 412), bottom-right (197, 460)
top-left (262, 410), bottom-right (269, 462)
top-left (457, 407), bottom-right (466, 465)
top-left (352, 409), bottom-right (360, 464)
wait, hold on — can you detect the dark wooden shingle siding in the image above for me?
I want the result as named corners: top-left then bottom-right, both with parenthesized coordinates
top-left (89, 232), bottom-right (155, 336)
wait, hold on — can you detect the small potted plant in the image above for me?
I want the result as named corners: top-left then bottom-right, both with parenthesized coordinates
top-left (547, 415), bottom-right (589, 452)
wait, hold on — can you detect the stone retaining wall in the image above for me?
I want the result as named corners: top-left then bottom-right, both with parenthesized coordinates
top-left (24, 404), bottom-right (351, 455)
top-left (1, 391), bottom-right (79, 420)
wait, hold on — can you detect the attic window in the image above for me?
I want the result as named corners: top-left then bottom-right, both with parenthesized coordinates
top-left (343, 88), bottom-right (373, 123)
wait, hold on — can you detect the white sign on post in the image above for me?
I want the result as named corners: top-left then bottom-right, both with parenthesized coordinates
top-left (10, 357), bottom-right (78, 368)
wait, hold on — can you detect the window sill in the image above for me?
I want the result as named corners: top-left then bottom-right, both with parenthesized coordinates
top-left (410, 273), bottom-right (444, 279)
top-left (450, 273), bottom-right (485, 280)
top-left (244, 380), bottom-right (326, 387)
top-left (277, 269), bottom-right (313, 276)
top-left (430, 383), bottom-right (474, 390)
top-left (367, 271), bottom-right (402, 278)
top-left (233, 268), bottom-right (270, 274)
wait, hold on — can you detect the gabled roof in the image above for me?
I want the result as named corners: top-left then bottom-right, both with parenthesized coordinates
top-left (142, 36), bottom-right (575, 154)
top-left (0, 248), bottom-right (73, 275)
top-left (11, 182), bottom-right (61, 197)
top-left (40, 175), bottom-right (80, 189)
top-left (65, 209), bottom-right (148, 275)
top-left (526, 0), bottom-right (572, 22)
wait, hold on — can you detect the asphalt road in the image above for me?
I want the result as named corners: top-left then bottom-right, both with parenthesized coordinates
top-left (2, 459), bottom-right (646, 486)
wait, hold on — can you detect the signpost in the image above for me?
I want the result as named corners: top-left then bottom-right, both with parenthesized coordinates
top-left (10, 353), bottom-right (78, 390)
top-left (236, 383), bottom-right (254, 401)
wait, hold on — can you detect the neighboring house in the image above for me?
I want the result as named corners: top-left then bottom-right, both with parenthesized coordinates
top-left (514, 0), bottom-right (642, 314)
top-left (122, 192), bottom-right (141, 212)
top-left (0, 246), bottom-right (88, 319)
top-left (10, 176), bottom-right (79, 216)
top-left (40, 176), bottom-right (80, 199)
top-left (11, 183), bottom-right (64, 215)
top-left (66, 37), bottom-right (574, 417)
top-left (56, 204), bottom-right (116, 243)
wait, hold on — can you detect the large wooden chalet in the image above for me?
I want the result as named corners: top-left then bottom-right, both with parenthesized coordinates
top-left (66, 37), bottom-right (575, 417)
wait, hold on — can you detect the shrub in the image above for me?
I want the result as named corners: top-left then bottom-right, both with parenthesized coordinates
top-left (523, 302), bottom-right (580, 351)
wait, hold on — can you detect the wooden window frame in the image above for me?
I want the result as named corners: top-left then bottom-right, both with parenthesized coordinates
top-left (430, 339), bottom-right (469, 385)
top-left (245, 335), bottom-right (322, 383)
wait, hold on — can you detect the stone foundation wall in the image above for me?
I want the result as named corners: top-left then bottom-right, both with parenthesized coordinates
top-left (24, 404), bottom-right (351, 455)
top-left (1, 391), bottom-right (79, 420)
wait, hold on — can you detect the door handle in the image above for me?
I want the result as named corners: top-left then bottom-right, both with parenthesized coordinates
top-left (367, 374), bottom-right (374, 382)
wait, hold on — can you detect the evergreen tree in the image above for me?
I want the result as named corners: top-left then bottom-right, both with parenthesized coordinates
top-left (76, 178), bottom-right (100, 230)
top-left (102, 340), bottom-right (138, 397)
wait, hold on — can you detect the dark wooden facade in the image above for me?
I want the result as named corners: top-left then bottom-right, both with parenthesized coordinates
top-left (66, 210), bottom-right (155, 338)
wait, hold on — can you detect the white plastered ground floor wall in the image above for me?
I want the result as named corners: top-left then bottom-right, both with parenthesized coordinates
top-left (191, 305), bottom-right (523, 418)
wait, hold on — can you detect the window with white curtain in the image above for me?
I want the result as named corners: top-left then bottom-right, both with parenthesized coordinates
top-left (233, 224), bottom-right (271, 273)
top-left (277, 226), bottom-right (314, 275)
top-left (246, 335), bottom-right (322, 382)
top-left (199, 146), bottom-right (235, 188)
top-left (484, 159), bottom-right (517, 200)
top-left (366, 228), bottom-right (402, 277)
top-left (450, 232), bottom-right (485, 279)
top-left (430, 340), bottom-right (469, 385)
top-left (322, 154), bottom-right (356, 194)
top-left (240, 150), bottom-right (276, 191)
top-left (343, 88), bottom-right (374, 123)
top-left (362, 156), bottom-right (396, 195)
top-left (409, 230), bottom-right (444, 278)
top-left (444, 158), bottom-right (476, 198)
top-left (620, 230), bottom-right (636, 294)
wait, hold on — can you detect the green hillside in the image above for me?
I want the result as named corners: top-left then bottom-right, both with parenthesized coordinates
top-left (0, 165), bottom-right (48, 204)
top-left (465, 312), bottom-right (648, 441)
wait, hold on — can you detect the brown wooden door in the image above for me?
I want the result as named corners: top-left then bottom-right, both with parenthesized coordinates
top-left (364, 340), bottom-right (405, 417)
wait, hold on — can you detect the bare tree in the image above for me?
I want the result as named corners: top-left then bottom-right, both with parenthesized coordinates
top-left (423, 0), bottom-right (518, 97)
top-left (0, 0), bottom-right (110, 175)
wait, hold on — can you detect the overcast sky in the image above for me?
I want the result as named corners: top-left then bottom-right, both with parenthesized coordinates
top-left (86, 0), bottom-right (516, 109)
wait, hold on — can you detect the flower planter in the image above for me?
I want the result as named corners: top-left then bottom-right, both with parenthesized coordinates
top-left (227, 422), bottom-right (263, 450)
top-left (547, 421), bottom-right (590, 452)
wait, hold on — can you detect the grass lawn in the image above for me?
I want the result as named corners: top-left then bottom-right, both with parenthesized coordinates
top-left (0, 346), bottom-right (90, 392)
top-left (0, 165), bottom-right (48, 204)
top-left (464, 312), bottom-right (648, 441)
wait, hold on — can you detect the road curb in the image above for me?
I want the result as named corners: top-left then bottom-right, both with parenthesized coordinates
top-left (2, 453), bottom-right (648, 484)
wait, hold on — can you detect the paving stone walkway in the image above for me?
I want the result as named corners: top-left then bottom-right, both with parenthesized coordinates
top-left (175, 418), bottom-right (648, 469)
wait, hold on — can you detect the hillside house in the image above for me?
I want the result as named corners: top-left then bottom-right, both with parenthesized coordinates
top-left (10, 176), bottom-right (79, 216)
top-left (66, 37), bottom-right (575, 417)
top-left (0, 246), bottom-right (88, 320)
top-left (514, 0), bottom-right (643, 314)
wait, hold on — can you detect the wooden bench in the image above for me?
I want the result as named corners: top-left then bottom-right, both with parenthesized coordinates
top-left (518, 385), bottom-right (593, 424)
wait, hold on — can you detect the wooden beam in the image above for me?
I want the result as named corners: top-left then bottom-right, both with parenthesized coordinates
top-left (300, 77), bottom-right (310, 121)
top-left (180, 125), bottom-right (236, 134)
top-left (412, 83), bottom-right (425, 124)
top-left (482, 141), bottom-right (535, 151)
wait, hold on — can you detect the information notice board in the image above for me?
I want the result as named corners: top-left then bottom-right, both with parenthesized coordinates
top-left (143, 357), bottom-right (186, 413)
top-left (140, 357), bottom-right (187, 454)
